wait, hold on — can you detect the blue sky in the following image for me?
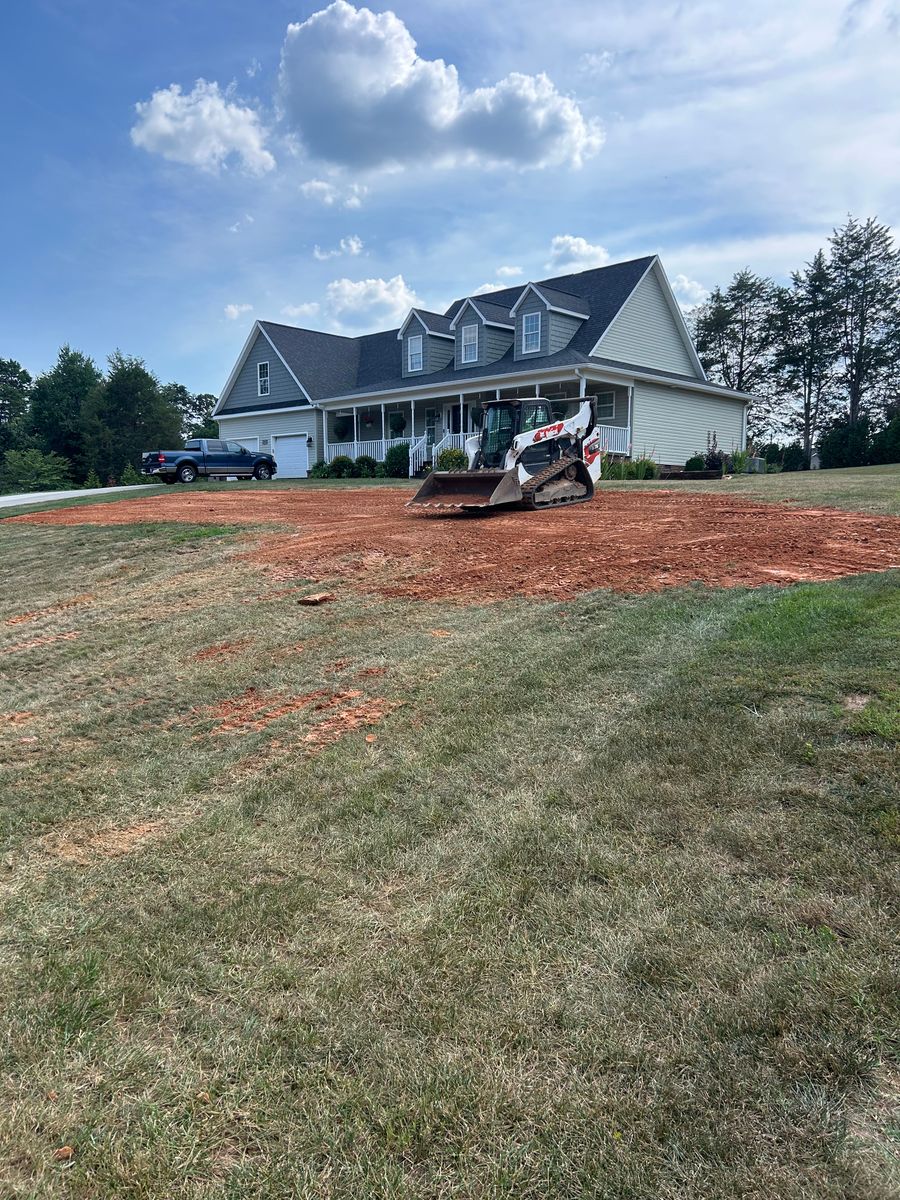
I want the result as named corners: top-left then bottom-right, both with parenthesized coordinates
top-left (3, 0), bottom-right (899, 395)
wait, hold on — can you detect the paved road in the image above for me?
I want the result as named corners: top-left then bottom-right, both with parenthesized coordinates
top-left (0, 484), bottom-right (163, 510)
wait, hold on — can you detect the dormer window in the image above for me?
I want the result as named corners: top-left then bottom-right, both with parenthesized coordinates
top-left (522, 312), bottom-right (541, 354)
top-left (462, 324), bottom-right (478, 364)
top-left (257, 361), bottom-right (270, 396)
top-left (408, 334), bottom-right (423, 372)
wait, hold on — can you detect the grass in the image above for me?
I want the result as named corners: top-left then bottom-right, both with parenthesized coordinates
top-left (1, 496), bottom-right (899, 1197)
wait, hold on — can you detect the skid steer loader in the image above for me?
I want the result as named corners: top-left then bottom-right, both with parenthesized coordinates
top-left (408, 396), bottom-right (605, 511)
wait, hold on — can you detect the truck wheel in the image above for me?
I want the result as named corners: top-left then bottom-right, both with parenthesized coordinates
top-left (253, 464), bottom-right (272, 480)
top-left (177, 464), bottom-right (197, 484)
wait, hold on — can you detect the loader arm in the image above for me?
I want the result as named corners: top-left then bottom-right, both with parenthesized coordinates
top-left (506, 400), bottom-right (603, 483)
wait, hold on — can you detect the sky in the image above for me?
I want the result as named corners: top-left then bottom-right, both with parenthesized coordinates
top-left (2, 0), bottom-right (899, 395)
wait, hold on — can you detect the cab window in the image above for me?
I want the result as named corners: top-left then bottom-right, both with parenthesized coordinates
top-left (522, 401), bottom-right (551, 431)
top-left (184, 440), bottom-right (201, 451)
top-left (226, 441), bottom-right (247, 454)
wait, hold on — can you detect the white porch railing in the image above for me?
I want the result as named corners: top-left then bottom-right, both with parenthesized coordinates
top-left (431, 431), bottom-right (473, 461)
top-left (408, 435), bottom-right (428, 476)
top-left (325, 436), bottom-right (413, 463)
top-left (596, 424), bottom-right (630, 456)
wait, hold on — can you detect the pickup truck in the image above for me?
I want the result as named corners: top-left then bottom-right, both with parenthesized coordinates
top-left (141, 438), bottom-right (277, 484)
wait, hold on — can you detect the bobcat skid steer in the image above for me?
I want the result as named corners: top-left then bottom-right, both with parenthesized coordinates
top-left (408, 396), bottom-right (604, 511)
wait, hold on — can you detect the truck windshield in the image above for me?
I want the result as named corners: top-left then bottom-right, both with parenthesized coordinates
top-left (481, 404), bottom-right (515, 464)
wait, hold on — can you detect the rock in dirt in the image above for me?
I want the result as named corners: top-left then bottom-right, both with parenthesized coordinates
top-left (298, 592), bottom-right (336, 606)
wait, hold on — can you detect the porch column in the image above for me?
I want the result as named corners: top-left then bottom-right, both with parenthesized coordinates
top-left (535, 383), bottom-right (540, 396)
top-left (410, 397), bottom-right (416, 440)
top-left (578, 373), bottom-right (586, 398)
top-left (381, 402), bottom-right (386, 453)
top-left (353, 406), bottom-right (359, 450)
top-left (459, 393), bottom-right (464, 436)
top-left (627, 386), bottom-right (634, 456)
top-left (323, 410), bottom-right (329, 461)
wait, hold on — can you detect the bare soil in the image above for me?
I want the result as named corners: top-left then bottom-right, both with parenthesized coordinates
top-left (13, 488), bottom-right (900, 602)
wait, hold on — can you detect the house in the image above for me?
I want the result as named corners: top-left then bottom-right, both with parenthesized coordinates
top-left (213, 255), bottom-right (751, 478)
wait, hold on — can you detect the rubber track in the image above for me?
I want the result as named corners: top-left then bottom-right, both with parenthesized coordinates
top-left (520, 455), bottom-right (593, 509)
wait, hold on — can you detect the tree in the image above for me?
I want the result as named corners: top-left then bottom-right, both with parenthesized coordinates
top-left (827, 215), bottom-right (900, 427)
top-left (0, 449), bottom-right (71, 493)
top-left (818, 417), bottom-right (872, 469)
top-left (0, 359), bottom-right (33, 464)
top-left (692, 269), bottom-right (779, 437)
top-left (81, 352), bottom-right (182, 481)
top-left (160, 383), bottom-right (219, 440)
top-left (30, 346), bottom-right (102, 474)
top-left (773, 251), bottom-right (841, 467)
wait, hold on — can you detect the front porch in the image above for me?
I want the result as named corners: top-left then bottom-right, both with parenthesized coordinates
top-left (322, 376), bottom-right (633, 475)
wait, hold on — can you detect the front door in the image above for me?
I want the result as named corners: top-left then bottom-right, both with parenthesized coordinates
top-left (425, 408), bottom-right (438, 446)
top-left (444, 402), bottom-right (469, 436)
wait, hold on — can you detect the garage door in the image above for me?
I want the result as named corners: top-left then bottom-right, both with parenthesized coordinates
top-left (273, 434), bottom-right (309, 478)
top-left (232, 437), bottom-right (259, 452)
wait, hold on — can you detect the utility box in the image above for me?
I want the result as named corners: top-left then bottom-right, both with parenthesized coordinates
top-left (747, 456), bottom-right (766, 473)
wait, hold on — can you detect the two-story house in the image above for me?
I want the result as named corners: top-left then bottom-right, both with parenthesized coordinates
top-left (213, 255), bottom-right (751, 477)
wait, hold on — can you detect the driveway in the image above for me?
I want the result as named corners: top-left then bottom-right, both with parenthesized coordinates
top-left (0, 484), bottom-right (163, 510)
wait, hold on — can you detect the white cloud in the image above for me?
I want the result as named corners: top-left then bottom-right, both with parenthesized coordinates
top-left (579, 50), bottom-right (614, 72)
top-left (545, 235), bottom-right (610, 273)
top-left (281, 301), bottom-right (321, 319)
top-left (247, 57), bottom-right (261, 79)
top-left (473, 282), bottom-right (506, 294)
top-left (131, 80), bottom-right (275, 175)
top-left (670, 273), bottom-right (708, 311)
top-left (277, 1), bottom-right (602, 170)
top-left (228, 213), bottom-right (255, 233)
top-left (224, 303), bottom-right (253, 319)
top-left (299, 178), bottom-right (368, 208)
top-left (313, 235), bottom-right (364, 261)
top-left (325, 273), bottom-right (421, 328)
top-left (496, 265), bottom-right (523, 278)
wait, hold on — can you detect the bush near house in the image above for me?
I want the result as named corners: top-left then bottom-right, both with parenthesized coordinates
top-left (328, 454), bottom-right (356, 479)
top-left (384, 443), bottom-right (409, 477)
top-left (354, 455), bottom-right (378, 478)
top-left (685, 454), bottom-right (706, 471)
top-left (0, 448), bottom-right (71, 493)
top-left (435, 447), bottom-right (467, 471)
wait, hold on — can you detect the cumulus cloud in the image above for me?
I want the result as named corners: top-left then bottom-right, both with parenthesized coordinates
top-left (496, 265), bottom-right (523, 278)
top-left (473, 282), bottom-right (506, 295)
top-left (228, 213), bottom-right (255, 233)
top-left (545, 235), bottom-right (610, 273)
top-left (325, 273), bottom-right (421, 328)
top-left (281, 301), bottom-right (321, 319)
top-left (670, 273), bottom-right (708, 311)
top-left (313, 235), bottom-right (364, 261)
top-left (277, 1), bottom-right (602, 170)
top-left (224, 303), bottom-right (253, 319)
top-left (131, 80), bottom-right (275, 175)
top-left (579, 50), bottom-right (614, 73)
top-left (299, 178), bottom-right (367, 208)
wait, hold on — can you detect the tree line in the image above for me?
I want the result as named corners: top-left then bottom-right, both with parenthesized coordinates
top-left (0, 347), bottom-right (218, 492)
top-left (691, 214), bottom-right (900, 469)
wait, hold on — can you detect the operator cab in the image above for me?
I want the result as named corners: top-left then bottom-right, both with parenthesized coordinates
top-left (477, 398), bottom-right (558, 471)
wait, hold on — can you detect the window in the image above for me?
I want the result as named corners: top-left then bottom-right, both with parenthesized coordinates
top-left (522, 401), bottom-right (551, 431)
top-left (257, 361), bottom-right (269, 396)
top-left (595, 392), bottom-right (615, 420)
top-left (184, 440), bottom-right (201, 451)
top-left (226, 441), bottom-right (247, 454)
top-left (461, 324), bottom-right (478, 364)
top-left (206, 440), bottom-right (227, 453)
top-left (522, 311), bottom-right (541, 353)
top-left (408, 334), bottom-right (423, 372)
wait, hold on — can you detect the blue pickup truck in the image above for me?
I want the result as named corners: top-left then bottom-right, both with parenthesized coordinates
top-left (141, 438), bottom-right (278, 484)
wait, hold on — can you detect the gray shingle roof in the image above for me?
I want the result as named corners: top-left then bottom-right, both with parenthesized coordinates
top-left (414, 309), bottom-right (454, 337)
top-left (241, 256), bottom-right (667, 405)
top-left (451, 297), bottom-right (515, 327)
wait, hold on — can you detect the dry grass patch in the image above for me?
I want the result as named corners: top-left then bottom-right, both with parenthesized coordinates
top-left (40, 820), bottom-right (168, 865)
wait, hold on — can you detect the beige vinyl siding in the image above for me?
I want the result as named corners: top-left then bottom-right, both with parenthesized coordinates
top-left (598, 266), bottom-right (699, 377)
top-left (216, 408), bottom-right (323, 463)
top-left (631, 381), bottom-right (745, 465)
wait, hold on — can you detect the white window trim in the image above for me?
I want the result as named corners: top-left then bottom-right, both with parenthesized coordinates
top-left (595, 391), bottom-right (615, 420)
top-left (522, 311), bottom-right (541, 354)
top-left (407, 333), bottom-right (423, 372)
top-left (257, 361), bottom-right (270, 397)
top-left (461, 324), bottom-right (478, 364)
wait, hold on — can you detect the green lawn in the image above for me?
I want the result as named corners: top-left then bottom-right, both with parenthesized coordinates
top-left (1, 481), bottom-right (898, 1198)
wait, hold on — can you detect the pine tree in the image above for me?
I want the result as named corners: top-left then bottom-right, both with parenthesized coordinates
top-left (827, 215), bottom-right (900, 426)
top-left (0, 359), bottom-right (33, 465)
top-left (774, 251), bottom-right (841, 467)
top-left (692, 269), bottom-right (779, 437)
top-left (81, 352), bottom-right (182, 481)
top-left (30, 346), bottom-right (102, 475)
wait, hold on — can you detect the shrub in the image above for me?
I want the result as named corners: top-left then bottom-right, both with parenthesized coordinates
top-left (818, 418), bottom-right (872, 469)
top-left (871, 414), bottom-right (900, 465)
top-left (83, 469), bottom-right (102, 489)
top-left (309, 460), bottom-right (332, 478)
top-left (604, 458), bottom-right (628, 481)
top-left (704, 431), bottom-right (724, 472)
top-left (0, 449), bottom-right (71, 493)
top-left (684, 454), bottom-right (706, 471)
top-left (328, 454), bottom-right (355, 478)
top-left (435, 447), bottom-right (467, 471)
top-left (120, 463), bottom-right (144, 485)
top-left (374, 462), bottom-right (387, 478)
top-left (728, 449), bottom-right (750, 474)
top-left (388, 412), bottom-right (407, 437)
top-left (384, 443), bottom-right (409, 477)
top-left (629, 457), bottom-right (658, 480)
top-left (780, 443), bottom-right (806, 472)
top-left (354, 454), bottom-right (378, 478)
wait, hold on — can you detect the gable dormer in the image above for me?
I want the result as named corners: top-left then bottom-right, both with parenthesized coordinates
top-left (510, 283), bottom-right (589, 362)
top-left (397, 309), bottom-right (455, 378)
top-left (448, 298), bottom-right (514, 370)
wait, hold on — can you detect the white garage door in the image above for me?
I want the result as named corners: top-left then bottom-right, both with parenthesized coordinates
top-left (232, 437), bottom-right (259, 452)
top-left (273, 434), bottom-right (309, 478)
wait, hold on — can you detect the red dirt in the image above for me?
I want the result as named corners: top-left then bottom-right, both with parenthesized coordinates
top-left (12, 487), bottom-right (900, 603)
top-left (197, 686), bottom-right (365, 735)
top-left (303, 697), bottom-right (401, 754)
top-left (192, 639), bottom-right (253, 662)
top-left (5, 593), bottom-right (93, 625)
top-left (2, 631), bottom-right (81, 654)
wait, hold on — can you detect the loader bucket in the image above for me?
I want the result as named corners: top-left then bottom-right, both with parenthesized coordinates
top-left (407, 469), bottom-right (523, 510)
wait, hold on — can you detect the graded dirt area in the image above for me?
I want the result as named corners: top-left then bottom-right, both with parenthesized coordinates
top-left (12, 487), bottom-right (900, 602)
